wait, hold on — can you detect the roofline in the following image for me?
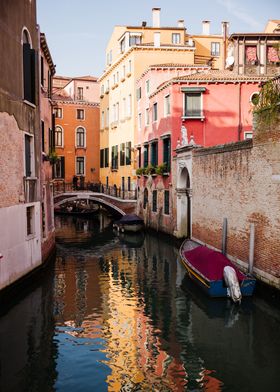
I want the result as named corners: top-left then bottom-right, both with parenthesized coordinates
top-left (137, 64), bottom-right (210, 83)
top-left (230, 33), bottom-right (280, 37)
top-left (40, 33), bottom-right (55, 76)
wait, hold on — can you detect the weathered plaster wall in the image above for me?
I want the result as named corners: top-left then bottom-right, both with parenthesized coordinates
top-left (192, 137), bottom-right (280, 288)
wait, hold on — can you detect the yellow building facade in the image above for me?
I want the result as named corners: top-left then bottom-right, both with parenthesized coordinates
top-left (99, 9), bottom-right (227, 191)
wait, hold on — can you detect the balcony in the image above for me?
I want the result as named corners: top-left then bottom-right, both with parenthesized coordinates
top-left (24, 178), bottom-right (37, 203)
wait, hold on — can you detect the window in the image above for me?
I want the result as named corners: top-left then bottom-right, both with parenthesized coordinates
top-left (106, 176), bottom-right (109, 188)
top-left (152, 190), bottom-right (157, 212)
top-left (41, 121), bottom-right (45, 153)
top-left (109, 50), bottom-right (112, 64)
top-left (245, 46), bottom-right (258, 65)
top-left (145, 108), bottom-right (150, 126)
top-left (53, 156), bottom-right (65, 178)
top-left (122, 65), bottom-right (126, 79)
top-left (163, 137), bottom-right (171, 172)
top-left (151, 141), bottom-right (158, 166)
top-left (153, 102), bottom-right (158, 122)
top-left (122, 177), bottom-right (125, 191)
top-left (211, 42), bottom-right (220, 56)
top-left (129, 35), bottom-right (141, 46)
top-left (111, 145), bottom-right (118, 170)
top-left (22, 30), bottom-right (36, 104)
top-left (144, 145), bottom-right (149, 167)
top-left (120, 38), bottom-right (125, 53)
top-left (128, 177), bottom-right (131, 191)
top-left (25, 134), bottom-right (33, 177)
top-left (76, 156), bottom-right (85, 175)
top-left (172, 33), bottom-right (181, 44)
top-left (267, 46), bottom-right (279, 64)
top-left (76, 127), bottom-right (85, 148)
top-left (100, 149), bottom-right (104, 168)
top-left (26, 206), bottom-right (35, 236)
top-left (54, 107), bottom-right (62, 118)
top-left (164, 190), bottom-right (170, 215)
top-left (128, 60), bottom-right (132, 73)
top-left (184, 93), bottom-right (202, 117)
top-left (40, 56), bottom-right (44, 86)
top-left (138, 147), bottom-right (141, 168)
top-left (143, 188), bottom-right (148, 209)
top-left (164, 95), bottom-right (170, 117)
top-left (122, 97), bottom-right (126, 119)
top-left (106, 108), bottom-right (110, 126)
top-left (77, 87), bottom-right (83, 100)
top-left (138, 113), bottom-right (142, 130)
top-left (125, 141), bottom-right (131, 165)
top-left (77, 109), bottom-right (85, 120)
top-left (101, 85), bottom-right (105, 95)
top-left (101, 111), bottom-right (105, 129)
top-left (55, 126), bottom-right (63, 147)
top-left (146, 80), bottom-right (150, 95)
top-left (136, 87), bottom-right (142, 101)
top-left (128, 94), bottom-right (132, 116)
top-left (116, 102), bottom-right (119, 121)
top-left (105, 148), bottom-right (109, 167)
top-left (250, 92), bottom-right (260, 106)
top-left (120, 143), bottom-right (125, 166)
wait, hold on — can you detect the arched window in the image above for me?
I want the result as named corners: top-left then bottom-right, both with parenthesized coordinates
top-left (76, 127), bottom-right (86, 148)
top-left (143, 188), bottom-right (148, 209)
top-left (22, 28), bottom-right (35, 104)
top-left (55, 126), bottom-right (63, 147)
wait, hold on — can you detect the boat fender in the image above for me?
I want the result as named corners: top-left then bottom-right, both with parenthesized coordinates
top-left (223, 266), bottom-right (242, 303)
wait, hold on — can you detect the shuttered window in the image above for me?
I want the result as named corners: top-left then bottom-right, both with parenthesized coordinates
top-left (164, 190), bottom-right (170, 215)
top-left (23, 43), bottom-right (36, 104)
top-left (125, 141), bottom-right (131, 165)
top-left (152, 190), bottom-right (157, 212)
top-left (144, 145), bottom-right (149, 168)
top-left (105, 148), bottom-right (109, 167)
top-left (120, 143), bottom-right (125, 166)
top-left (163, 137), bottom-right (171, 171)
top-left (151, 142), bottom-right (158, 166)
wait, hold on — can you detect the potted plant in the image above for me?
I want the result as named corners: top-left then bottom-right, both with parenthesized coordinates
top-left (145, 164), bottom-right (156, 175)
top-left (155, 163), bottom-right (169, 176)
top-left (49, 150), bottom-right (58, 165)
top-left (136, 167), bottom-right (145, 176)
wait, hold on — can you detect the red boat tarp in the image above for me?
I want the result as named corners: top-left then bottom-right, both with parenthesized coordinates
top-left (183, 246), bottom-right (246, 281)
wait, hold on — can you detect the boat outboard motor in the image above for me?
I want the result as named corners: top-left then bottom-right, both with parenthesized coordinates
top-left (223, 266), bottom-right (242, 303)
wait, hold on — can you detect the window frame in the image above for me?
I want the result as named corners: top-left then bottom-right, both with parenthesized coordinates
top-left (172, 33), bottom-right (181, 44)
top-left (76, 126), bottom-right (86, 148)
top-left (76, 156), bottom-right (85, 176)
top-left (211, 42), bottom-right (220, 57)
top-left (77, 108), bottom-right (85, 120)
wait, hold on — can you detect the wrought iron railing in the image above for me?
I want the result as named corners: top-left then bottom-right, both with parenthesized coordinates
top-left (53, 180), bottom-right (137, 200)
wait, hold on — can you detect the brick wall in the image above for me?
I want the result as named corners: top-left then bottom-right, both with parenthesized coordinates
top-left (192, 135), bottom-right (280, 288)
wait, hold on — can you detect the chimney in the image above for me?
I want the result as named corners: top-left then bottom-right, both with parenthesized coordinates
top-left (221, 21), bottom-right (229, 38)
top-left (142, 21), bottom-right (147, 27)
top-left (178, 19), bottom-right (184, 28)
top-left (152, 8), bottom-right (161, 28)
top-left (202, 20), bottom-right (210, 35)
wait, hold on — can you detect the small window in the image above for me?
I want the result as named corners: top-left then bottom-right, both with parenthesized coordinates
top-left (111, 145), bottom-right (118, 170)
top-left (145, 108), bottom-right (150, 126)
top-left (105, 148), bottom-right (109, 167)
top-left (146, 80), bottom-right (150, 95)
top-left (53, 156), bottom-right (65, 178)
top-left (164, 190), bottom-right (170, 215)
top-left (136, 87), bottom-right (142, 101)
top-left (245, 46), bottom-right (258, 65)
top-left (129, 35), bottom-right (142, 46)
top-left (77, 87), bottom-right (83, 100)
top-left (267, 46), bottom-right (279, 64)
top-left (153, 102), bottom-right (158, 122)
top-left (54, 107), bottom-right (62, 118)
top-left (172, 33), bottom-right (181, 44)
top-left (40, 56), bottom-right (44, 86)
top-left (120, 143), bottom-right (125, 166)
top-left (76, 127), bottom-right (85, 148)
top-left (26, 206), bottom-right (35, 236)
top-left (122, 177), bottom-right (125, 191)
top-left (143, 188), bottom-right (148, 209)
top-left (76, 156), bottom-right (85, 175)
top-left (144, 145), bottom-right (149, 168)
top-left (101, 111), bottom-right (105, 128)
top-left (152, 190), bottom-right (157, 212)
top-left (211, 42), bottom-right (220, 56)
top-left (77, 109), bottom-right (85, 120)
top-left (138, 113), bottom-right (142, 130)
top-left (163, 137), bottom-right (171, 172)
top-left (125, 141), bottom-right (131, 165)
top-left (128, 177), bottom-right (131, 191)
top-left (164, 95), bottom-right (170, 116)
top-left (55, 126), bottom-right (63, 147)
top-left (100, 149), bottom-right (105, 168)
top-left (151, 142), bottom-right (158, 166)
top-left (120, 38), bottom-right (125, 53)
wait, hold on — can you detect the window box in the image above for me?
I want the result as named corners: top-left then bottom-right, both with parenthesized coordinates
top-left (120, 77), bottom-right (125, 83)
top-left (126, 72), bottom-right (131, 78)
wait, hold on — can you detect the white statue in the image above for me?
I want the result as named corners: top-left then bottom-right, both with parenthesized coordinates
top-left (181, 125), bottom-right (188, 146)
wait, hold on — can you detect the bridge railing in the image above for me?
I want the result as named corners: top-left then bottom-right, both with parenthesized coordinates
top-left (53, 180), bottom-right (137, 200)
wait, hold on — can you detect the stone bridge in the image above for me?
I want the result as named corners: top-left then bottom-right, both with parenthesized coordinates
top-left (53, 192), bottom-right (137, 216)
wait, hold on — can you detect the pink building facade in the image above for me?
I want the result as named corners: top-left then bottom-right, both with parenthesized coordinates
top-left (136, 68), bottom-right (267, 234)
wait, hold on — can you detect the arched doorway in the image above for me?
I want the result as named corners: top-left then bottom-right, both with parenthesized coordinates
top-left (177, 167), bottom-right (192, 238)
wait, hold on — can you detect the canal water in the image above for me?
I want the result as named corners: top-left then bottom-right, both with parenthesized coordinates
top-left (1, 213), bottom-right (280, 392)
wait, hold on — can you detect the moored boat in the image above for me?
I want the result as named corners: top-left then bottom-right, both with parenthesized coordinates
top-left (179, 239), bottom-right (256, 302)
top-left (113, 214), bottom-right (144, 233)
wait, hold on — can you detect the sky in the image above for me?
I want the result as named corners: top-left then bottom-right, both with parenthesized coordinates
top-left (37, 0), bottom-right (279, 78)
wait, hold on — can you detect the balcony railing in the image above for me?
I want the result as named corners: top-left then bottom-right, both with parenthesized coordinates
top-left (24, 178), bottom-right (37, 203)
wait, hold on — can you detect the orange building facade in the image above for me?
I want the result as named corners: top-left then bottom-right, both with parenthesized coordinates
top-left (52, 76), bottom-right (100, 188)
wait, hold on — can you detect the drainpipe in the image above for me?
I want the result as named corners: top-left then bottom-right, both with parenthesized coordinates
top-left (248, 223), bottom-right (255, 274)
top-left (222, 217), bottom-right (227, 255)
top-left (238, 83), bottom-right (242, 140)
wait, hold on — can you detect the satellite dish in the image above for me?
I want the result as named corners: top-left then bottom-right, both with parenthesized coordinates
top-left (226, 56), bottom-right (234, 69)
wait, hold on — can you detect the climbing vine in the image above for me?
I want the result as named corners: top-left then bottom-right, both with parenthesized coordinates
top-left (254, 78), bottom-right (280, 130)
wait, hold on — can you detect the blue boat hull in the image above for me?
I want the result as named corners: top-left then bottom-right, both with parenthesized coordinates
top-left (180, 253), bottom-right (256, 298)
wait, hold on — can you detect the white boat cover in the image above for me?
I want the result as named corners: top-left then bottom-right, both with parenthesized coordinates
top-left (223, 266), bottom-right (242, 303)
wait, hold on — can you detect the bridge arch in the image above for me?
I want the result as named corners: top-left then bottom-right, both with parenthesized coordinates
top-left (54, 192), bottom-right (136, 216)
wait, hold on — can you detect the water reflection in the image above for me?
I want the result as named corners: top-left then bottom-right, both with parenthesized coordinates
top-left (1, 214), bottom-right (280, 392)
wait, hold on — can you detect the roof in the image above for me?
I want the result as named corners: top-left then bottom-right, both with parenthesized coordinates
top-left (40, 33), bottom-right (55, 76)
top-left (174, 69), bottom-right (269, 82)
top-left (230, 32), bottom-right (280, 37)
top-left (148, 63), bottom-right (209, 68)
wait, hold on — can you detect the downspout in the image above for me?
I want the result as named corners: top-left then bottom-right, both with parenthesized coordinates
top-left (238, 82), bottom-right (242, 140)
